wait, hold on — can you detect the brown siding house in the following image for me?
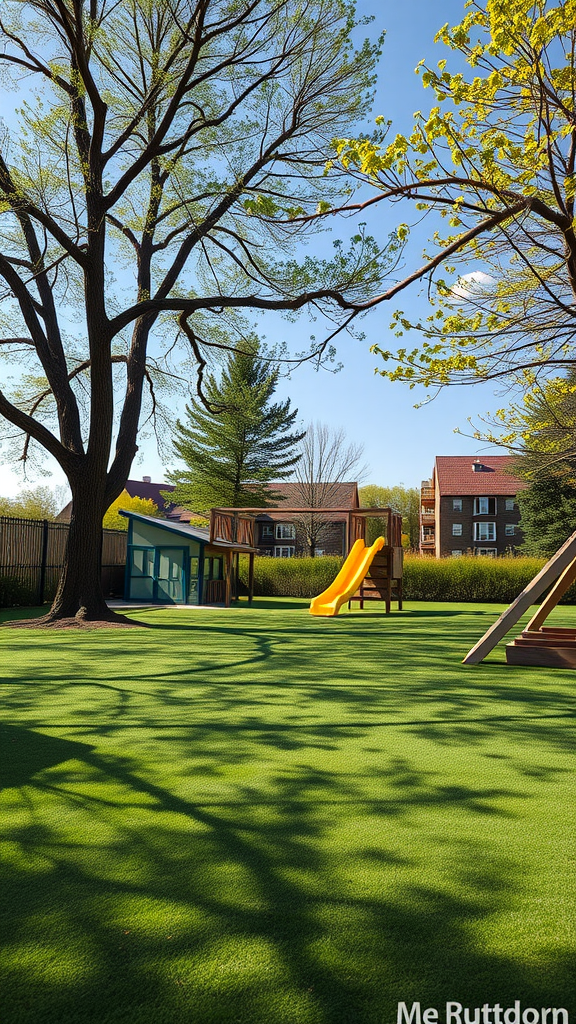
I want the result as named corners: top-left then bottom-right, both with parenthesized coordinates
top-left (420, 457), bottom-right (526, 557)
top-left (255, 482), bottom-right (359, 557)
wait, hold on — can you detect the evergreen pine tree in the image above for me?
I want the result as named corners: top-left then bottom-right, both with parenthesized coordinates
top-left (516, 468), bottom-right (576, 557)
top-left (165, 346), bottom-right (305, 512)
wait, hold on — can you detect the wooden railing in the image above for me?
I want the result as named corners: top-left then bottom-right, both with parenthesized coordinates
top-left (209, 510), bottom-right (254, 548)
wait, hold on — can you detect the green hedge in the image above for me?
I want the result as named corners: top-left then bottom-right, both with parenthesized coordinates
top-left (239, 554), bottom-right (575, 604)
top-left (0, 575), bottom-right (38, 608)
top-left (239, 555), bottom-right (343, 598)
top-left (403, 555), bottom-right (553, 603)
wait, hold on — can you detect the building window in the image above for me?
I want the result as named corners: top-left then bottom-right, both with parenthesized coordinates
top-left (452, 498), bottom-right (462, 511)
top-left (451, 550), bottom-right (463, 557)
top-left (274, 546), bottom-right (294, 558)
top-left (474, 496), bottom-right (496, 515)
top-left (476, 548), bottom-right (496, 557)
top-left (452, 523), bottom-right (463, 536)
top-left (505, 524), bottom-right (515, 537)
top-left (474, 522), bottom-right (496, 542)
top-left (275, 523), bottom-right (295, 540)
top-left (260, 523), bottom-right (273, 538)
top-left (505, 499), bottom-right (515, 511)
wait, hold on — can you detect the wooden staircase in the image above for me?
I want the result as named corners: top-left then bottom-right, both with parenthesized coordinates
top-left (348, 546), bottom-right (403, 613)
top-left (506, 626), bottom-right (576, 668)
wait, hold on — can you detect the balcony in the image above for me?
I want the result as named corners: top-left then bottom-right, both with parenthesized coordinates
top-left (420, 511), bottom-right (435, 524)
top-left (421, 487), bottom-right (434, 501)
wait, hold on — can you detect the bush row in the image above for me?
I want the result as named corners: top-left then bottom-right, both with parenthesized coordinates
top-left (239, 554), bottom-right (576, 604)
top-left (0, 575), bottom-right (38, 608)
top-left (239, 555), bottom-right (343, 598)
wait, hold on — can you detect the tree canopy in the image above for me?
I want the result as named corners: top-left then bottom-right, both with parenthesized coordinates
top-left (359, 483), bottom-right (419, 548)
top-left (308, 0), bottom-right (576, 397)
top-left (289, 421), bottom-right (366, 556)
top-left (0, 0), bottom-right (387, 621)
top-left (0, 485), bottom-right (65, 520)
top-left (165, 344), bottom-right (304, 512)
top-left (488, 372), bottom-right (576, 554)
top-left (102, 491), bottom-right (160, 530)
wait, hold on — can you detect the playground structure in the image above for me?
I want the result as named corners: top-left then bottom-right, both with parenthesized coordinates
top-left (310, 537), bottom-right (385, 616)
top-left (463, 528), bottom-right (576, 668)
top-left (209, 505), bottom-right (404, 615)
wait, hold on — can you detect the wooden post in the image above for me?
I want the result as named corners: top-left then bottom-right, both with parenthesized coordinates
top-left (248, 552), bottom-right (254, 604)
top-left (38, 519), bottom-right (50, 605)
top-left (462, 529), bottom-right (576, 664)
top-left (224, 550), bottom-right (232, 607)
top-left (234, 552), bottom-right (240, 601)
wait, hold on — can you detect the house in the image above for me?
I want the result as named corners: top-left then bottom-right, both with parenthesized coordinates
top-left (56, 476), bottom-right (176, 521)
top-left (119, 509), bottom-right (256, 605)
top-left (420, 456), bottom-right (526, 557)
top-left (253, 482), bottom-right (360, 557)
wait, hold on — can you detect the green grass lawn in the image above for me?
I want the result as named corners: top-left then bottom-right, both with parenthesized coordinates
top-left (1, 599), bottom-right (574, 1024)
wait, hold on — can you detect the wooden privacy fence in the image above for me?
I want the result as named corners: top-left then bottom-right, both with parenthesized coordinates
top-left (0, 516), bottom-right (127, 604)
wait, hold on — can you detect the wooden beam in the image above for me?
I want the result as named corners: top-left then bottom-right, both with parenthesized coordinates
top-left (525, 556), bottom-right (576, 632)
top-left (224, 550), bottom-right (232, 608)
top-left (462, 529), bottom-right (576, 665)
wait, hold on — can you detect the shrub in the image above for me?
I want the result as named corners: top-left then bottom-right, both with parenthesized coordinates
top-left (402, 555), bottom-right (553, 603)
top-left (239, 553), bottom-right (576, 604)
top-left (239, 555), bottom-right (343, 598)
top-left (0, 575), bottom-right (38, 608)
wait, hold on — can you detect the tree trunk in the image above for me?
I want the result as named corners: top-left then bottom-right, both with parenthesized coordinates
top-left (36, 481), bottom-right (130, 624)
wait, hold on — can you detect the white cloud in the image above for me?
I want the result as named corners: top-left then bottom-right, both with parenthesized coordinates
top-left (449, 271), bottom-right (493, 302)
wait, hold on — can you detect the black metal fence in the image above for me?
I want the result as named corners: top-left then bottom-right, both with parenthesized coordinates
top-left (0, 516), bottom-right (127, 605)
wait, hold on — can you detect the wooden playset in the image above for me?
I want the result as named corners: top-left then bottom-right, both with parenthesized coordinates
top-left (210, 506), bottom-right (404, 615)
top-left (463, 528), bottom-right (576, 668)
top-left (346, 508), bottom-right (403, 613)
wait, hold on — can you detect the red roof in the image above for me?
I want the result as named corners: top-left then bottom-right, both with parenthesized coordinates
top-left (434, 456), bottom-right (525, 497)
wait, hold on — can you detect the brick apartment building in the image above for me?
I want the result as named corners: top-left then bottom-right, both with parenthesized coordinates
top-left (420, 456), bottom-right (526, 557)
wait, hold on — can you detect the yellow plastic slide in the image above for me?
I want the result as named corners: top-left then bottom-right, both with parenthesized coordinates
top-left (309, 536), bottom-right (385, 616)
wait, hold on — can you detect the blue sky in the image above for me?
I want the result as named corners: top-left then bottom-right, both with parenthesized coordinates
top-left (0, 0), bottom-right (506, 499)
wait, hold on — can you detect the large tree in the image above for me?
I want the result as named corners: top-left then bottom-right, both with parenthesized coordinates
top-left (289, 421), bottom-right (367, 556)
top-left (0, 0), bottom-right (387, 623)
top-left (285, 0), bottom-right (576, 397)
top-left (489, 373), bottom-right (576, 554)
top-left (165, 343), bottom-right (305, 511)
top-left (0, 485), bottom-right (67, 520)
top-left (359, 483), bottom-right (419, 548)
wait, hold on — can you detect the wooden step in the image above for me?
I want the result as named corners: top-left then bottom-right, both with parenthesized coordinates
top-left (514, 635), bottom-right (576, 648)
top-left (506, 641), bottom-right (576, 668)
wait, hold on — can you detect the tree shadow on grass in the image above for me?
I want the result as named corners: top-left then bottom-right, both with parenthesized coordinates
top-left (1, 723), bottom-right (574, 1024)
top-left (0, 722), bottom-right (94, 788)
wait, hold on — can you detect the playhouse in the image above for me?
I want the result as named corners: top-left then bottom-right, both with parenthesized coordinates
top-left (119, 510), bottom-right (257, 606)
